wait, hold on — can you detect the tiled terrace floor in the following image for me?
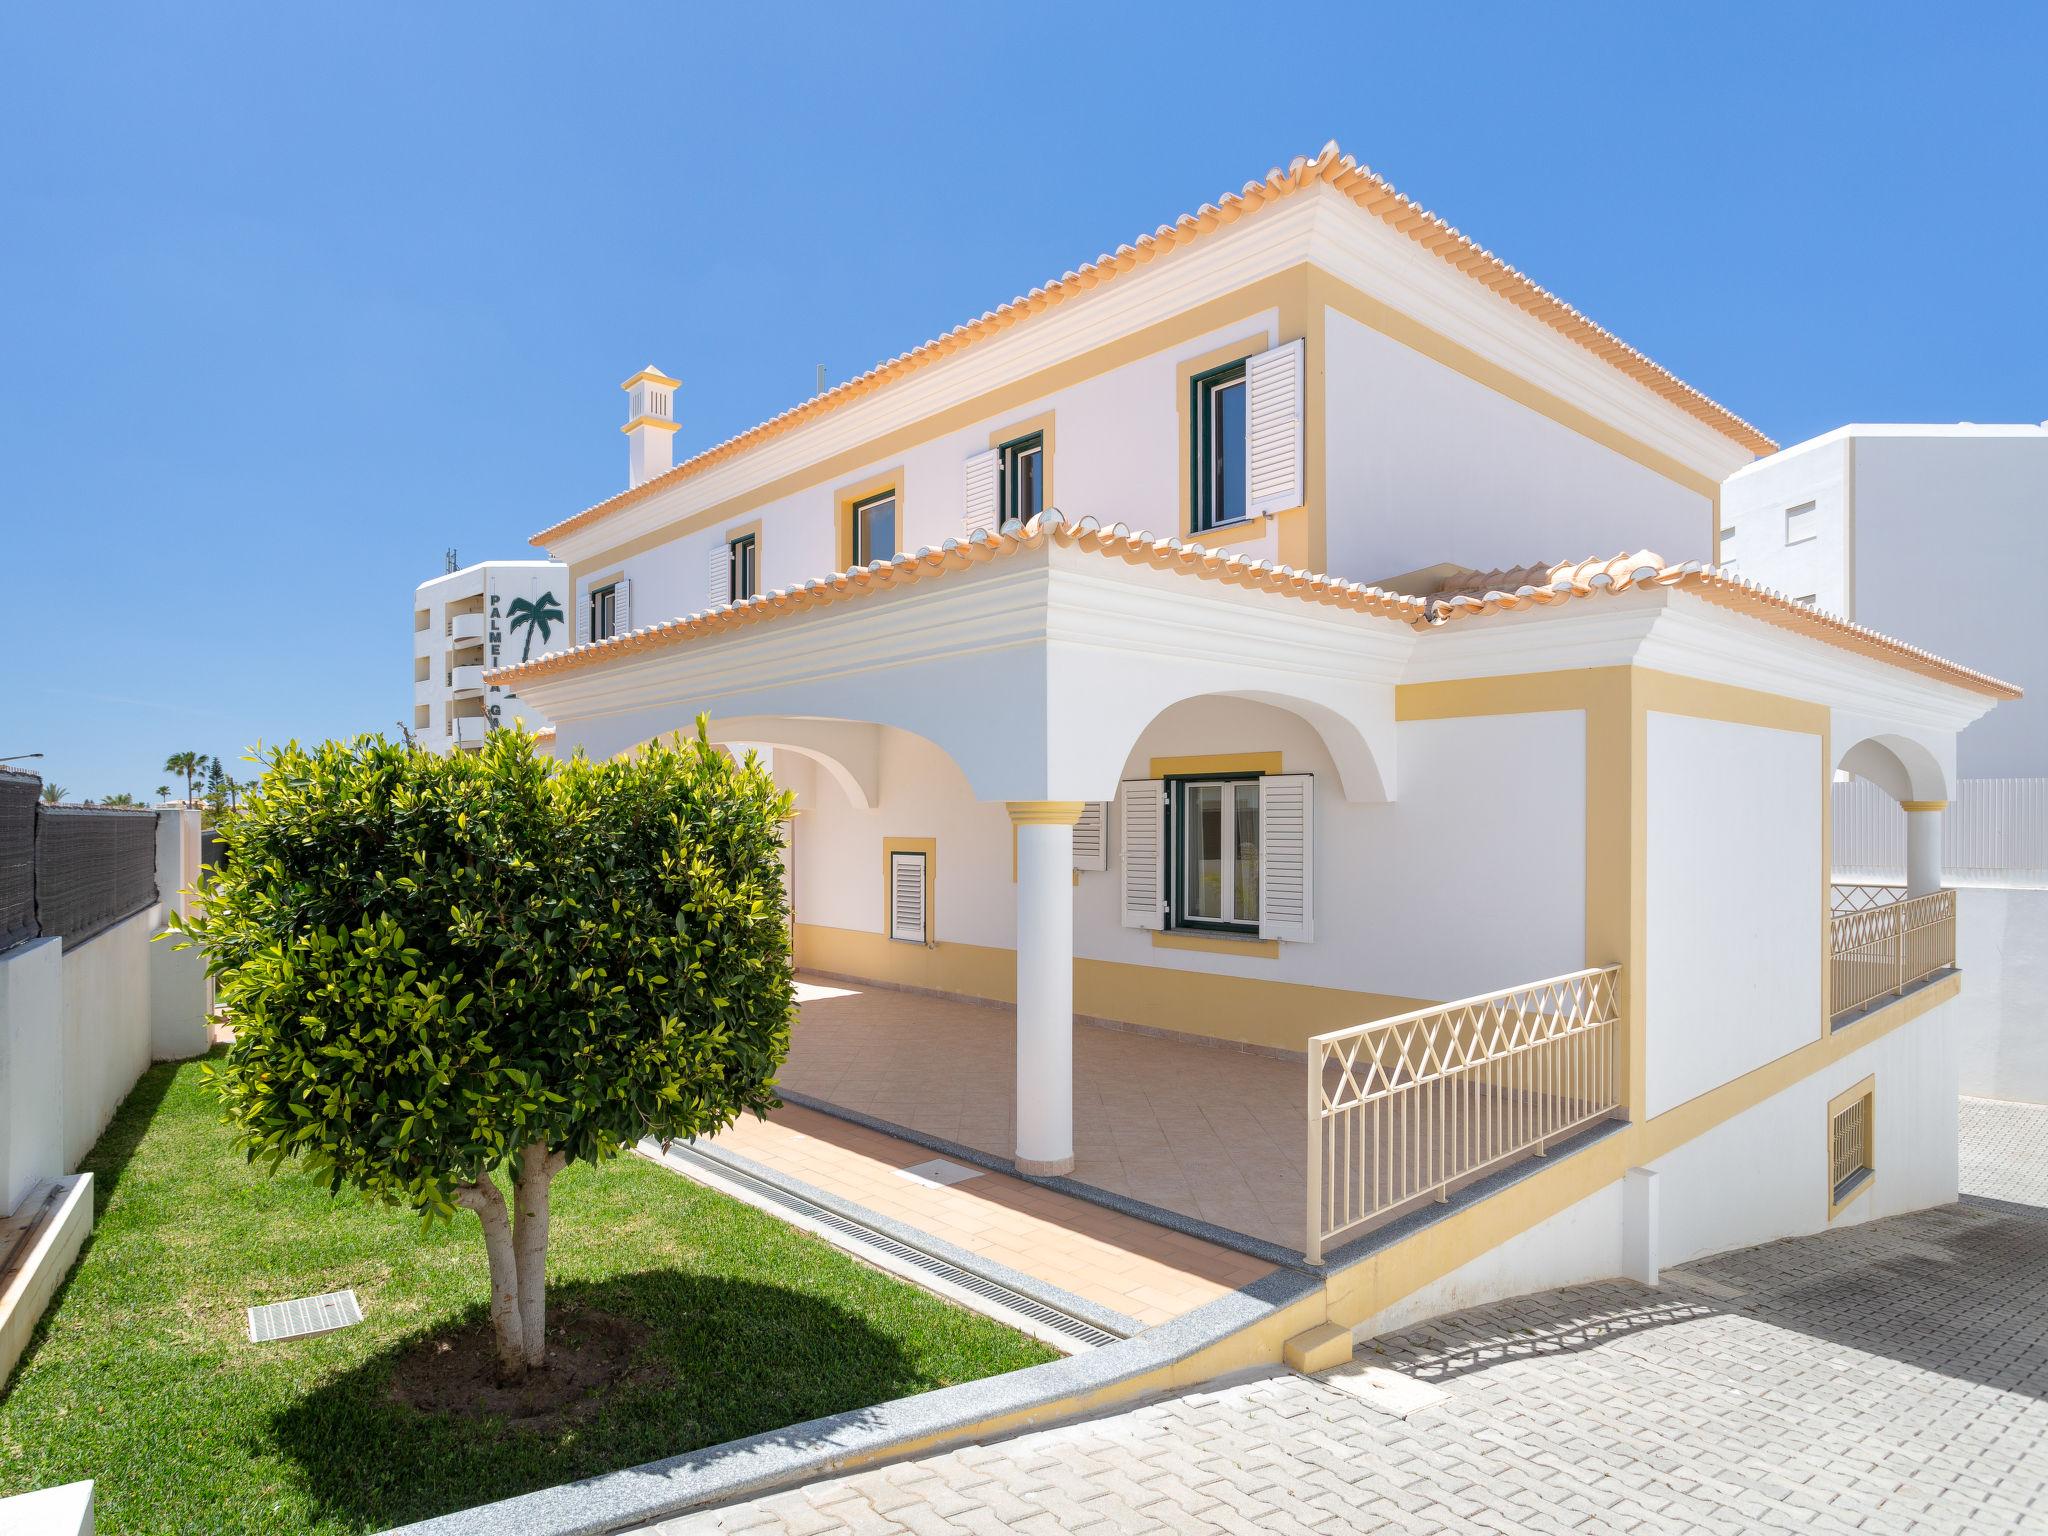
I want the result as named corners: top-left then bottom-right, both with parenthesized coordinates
top-left (695, 1104), bottom-right (1272, 1329)
top-left (779, 978), bottom-right (1308, 1249)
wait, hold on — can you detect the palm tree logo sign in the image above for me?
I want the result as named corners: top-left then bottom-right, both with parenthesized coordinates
top-left (505, 591), bottom-right (564, 663)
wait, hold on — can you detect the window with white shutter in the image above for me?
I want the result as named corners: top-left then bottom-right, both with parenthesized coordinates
top-left (574, 591), bottom-right (590, 645)
top-left (1072, 802), bottom-right (1107, 872)
top-left (962, 448), bottom-right (1000, 537)
top-left (1245, 338), bottom-right (1305, 517)
top-left (1119, 780), bottom-right (1166, 929)
top-left (1257, 773), bottom-right (1314, 942)
top-left (613, 577), bottom-right (632, 634)
top-left (707, 540), bottom-right (731, 608)
top-left (889, 852), bottom-right (928, 944)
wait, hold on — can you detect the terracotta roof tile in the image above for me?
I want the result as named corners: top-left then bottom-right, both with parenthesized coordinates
top-left (490, 514), bottom-right (1429, 687)
top-left (1427, 550), bottom-right (2023, 699)
top-left (529, 142), bottom-right (1772, 549)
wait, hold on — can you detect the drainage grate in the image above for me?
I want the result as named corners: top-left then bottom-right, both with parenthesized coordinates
top-left (670, 1146), bottom-right (1123, 1350)
top-left (248, 1289), bottom-right (364, 1343)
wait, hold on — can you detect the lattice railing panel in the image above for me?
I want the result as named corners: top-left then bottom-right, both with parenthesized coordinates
top-left (1305, 965), bottom-right (1621, 1262)
top-left (1830, 888), bottom-right (1955, 1018)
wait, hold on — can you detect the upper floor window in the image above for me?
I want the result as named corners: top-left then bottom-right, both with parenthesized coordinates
top-left (729, 532), bottom-right (759, 601)
top-left (999, 431), bottom-right (1044, 525)
top-left (851, 490), bottom-right (897, 566)
top-left (588, 583), bottom-right (618, 641)
top-left (1191, 360), bottom-right (1248, 531)
top-left (1785, 502), bottom-right (1817, 545)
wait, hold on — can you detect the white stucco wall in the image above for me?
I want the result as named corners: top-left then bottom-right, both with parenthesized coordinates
top-left (1954, 886), bottom-right (2048, 1104)
top-left (1650, 1002), bottom-right (1958, 1264)
top-left (589, 311), bottom-right (1287, 633)
top-left (60, 906), bottom-right (159, 1170)
top-left (0, 937), bottom-right (64, 1215)
top-left (1322, 310), bottom-right (1713, 583)
top-left (786, 696), bottom-right (1585, 1006)
top-left (1644, 712), bottom-right (1822, 1118)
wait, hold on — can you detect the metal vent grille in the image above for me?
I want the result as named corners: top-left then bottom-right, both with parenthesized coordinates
top-left (249, 1289), bottom-right (364, 1343)
top-left (670, 1145), bottom-right (1122, 1350)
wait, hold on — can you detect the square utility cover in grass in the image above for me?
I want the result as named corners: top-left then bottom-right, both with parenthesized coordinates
top-left (0, 1054), bottom-right (1057, 1534)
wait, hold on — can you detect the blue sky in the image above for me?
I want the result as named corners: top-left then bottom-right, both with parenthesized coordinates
top-left (3, 4), bottom-right (2042, 801)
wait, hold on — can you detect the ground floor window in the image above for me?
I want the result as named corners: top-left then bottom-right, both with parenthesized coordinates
top-left (1828, 1077), bottom-right (1875, 1215)
top-left (1169, 775), bottom-right (1260, 934)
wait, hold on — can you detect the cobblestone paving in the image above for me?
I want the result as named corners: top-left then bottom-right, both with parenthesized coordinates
top-left (648, 1100), bottom-right (2048, 1535)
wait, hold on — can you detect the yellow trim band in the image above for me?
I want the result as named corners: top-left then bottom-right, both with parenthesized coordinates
top-left (620, 368), bottom-right (681, 390)
top-left (1006, 801), bottom-right (1087, 826)
top-left (1901, 801), bottom-right (1947, 813)
top-left (621, 416), bottom-right (680, 434)
top-left (1148, 752), bottom-right (1284, 778)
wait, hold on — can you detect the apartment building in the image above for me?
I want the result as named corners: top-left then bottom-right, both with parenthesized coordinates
top-left (411, 559), bottom-right (568, 752)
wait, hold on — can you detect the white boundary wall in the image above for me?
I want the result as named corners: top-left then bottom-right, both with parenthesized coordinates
top-left (0, 808), bottom-right (210, 1217)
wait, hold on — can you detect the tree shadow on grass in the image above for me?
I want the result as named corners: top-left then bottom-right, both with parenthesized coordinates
top-left (269, 1270), bottom-right (932, 1533)
top-left (75, 1046), bottom-right (204, 1213)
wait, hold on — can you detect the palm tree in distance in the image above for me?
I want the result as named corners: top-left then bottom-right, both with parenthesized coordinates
top-left (506, 591), bottom-right (565, 662)
top-left (103, 793), bottom-right (138, 806)
top-left (164, 751), bottom-right (203, 803)
top-left (40, 783), bottom-right (66, 804)
top-left (156, 784), bottom-right (170, 801)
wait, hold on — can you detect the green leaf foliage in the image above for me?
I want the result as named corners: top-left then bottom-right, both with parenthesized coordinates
top-left (174, 722), bottom-right (796, 1220)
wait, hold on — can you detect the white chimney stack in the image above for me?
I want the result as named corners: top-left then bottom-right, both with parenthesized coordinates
top-left (621, 365), bottom-right (680, 488)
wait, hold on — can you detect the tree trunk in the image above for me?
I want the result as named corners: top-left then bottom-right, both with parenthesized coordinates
top-left (511, 1143), bottom-right (566, 1370)
top-left (455, 1173), bottom-right (524, 1380)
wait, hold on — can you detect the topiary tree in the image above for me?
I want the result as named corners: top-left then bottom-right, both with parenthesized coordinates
top-left (171, 722), bottom-right (795, 1380)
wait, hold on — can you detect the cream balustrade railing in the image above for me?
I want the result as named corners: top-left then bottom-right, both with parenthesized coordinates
top-left (1304, 965), bottom-right (1622, 1264)
top-left (1830, 888), bottom-right (1956, 1019)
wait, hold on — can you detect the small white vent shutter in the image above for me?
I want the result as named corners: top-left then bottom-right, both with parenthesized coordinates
top-left (962, 448), bottom-right (1001, 537)
top-left (1258, 773), bottom-right (1314, 942)
top-left (889, 852), bottom-right (927, 944)
top-left (1119, 780), bottom-right (1166, 930)
top-left (1245, 338), bottom-right (1305, 517)
top-left (1072, 802), bottom-right (1107, 872)
top-left (614, 577), bottom-right (633, 634)
top-left (707, 540), bottom-right (731, 608)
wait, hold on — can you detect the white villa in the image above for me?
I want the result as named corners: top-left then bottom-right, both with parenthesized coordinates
top-left (485, 145), bottom-right (2017, 1340)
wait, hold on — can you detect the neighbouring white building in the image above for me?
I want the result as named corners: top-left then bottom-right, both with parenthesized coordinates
top-left (411, 559), bottom-right (569, 752)
top-left (480, 145), bottom-right (2018, 1340)
top-left (1724, 423), bottom-right (2048, 1104)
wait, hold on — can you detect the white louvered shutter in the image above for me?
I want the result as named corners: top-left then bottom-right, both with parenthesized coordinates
top-left (1072, 802), bottom-right (1107, 872)
top-left (613, 577), bottom-right (633, 634)
top-left (707, 540), bottom-right (731, 608)
top-left (575, 589), bottom-right (590, 644)
top-left (889, 852), bottom-right (927, 944)
top-left (1119, 780), bottom-right (1166, 930)
top-left (962, 448), bottom-right (1001, 536)
top-left (1258, 772), bottom-right (1314, 942)
top-left (1245, 338), bottom-right (1305, 517)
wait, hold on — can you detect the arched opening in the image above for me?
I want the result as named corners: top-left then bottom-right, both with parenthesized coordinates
top-left (1830, 732), bottom-right (1957, 1019)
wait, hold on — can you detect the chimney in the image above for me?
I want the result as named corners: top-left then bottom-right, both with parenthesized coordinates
top-left (621, 365), bottom-right (680, 488)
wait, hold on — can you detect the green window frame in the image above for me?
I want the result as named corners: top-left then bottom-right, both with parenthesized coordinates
top-left (729, 532), bottom-right (758, 601)
top-left (588, 583), bottom-right (618, 641)
top-left (850, 489), bottom-right (897, 566)
top-left (1190, 359), bottom-right (1248, 532)
top-left (1165, 773), bottom-right (1262, 936)
top-left (998, 431), bottom-right (1045, 525)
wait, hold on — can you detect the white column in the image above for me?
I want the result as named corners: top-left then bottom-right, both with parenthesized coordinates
top-left (1009, 802), bottom-right (1082, 1176)
top-left (1904, 801), bottom-right (1945, 897)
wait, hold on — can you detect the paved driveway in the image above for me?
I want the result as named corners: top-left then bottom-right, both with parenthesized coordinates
top-left (651, 1098), bottom-right (2048, 1535)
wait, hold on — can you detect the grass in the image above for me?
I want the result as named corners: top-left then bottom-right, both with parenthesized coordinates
top-left (0, 1052), bottom-right (1058, 1534)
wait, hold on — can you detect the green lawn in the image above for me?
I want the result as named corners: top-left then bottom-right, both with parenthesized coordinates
top-left (0, 1053), bottom-right (1057, 1534)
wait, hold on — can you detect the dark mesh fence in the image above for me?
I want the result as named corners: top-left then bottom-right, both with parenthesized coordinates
top-left (0, 770), bottom-right (35, 950)
top-left (33, 805), bottom-right (159, 950)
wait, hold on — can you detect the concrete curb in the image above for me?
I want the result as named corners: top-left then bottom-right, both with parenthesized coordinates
top-left (652, 1138), bottom-right (1145, 1341)
top-left (379, 1265), bottom-right (1316, 1536)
